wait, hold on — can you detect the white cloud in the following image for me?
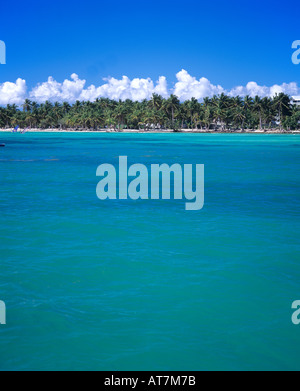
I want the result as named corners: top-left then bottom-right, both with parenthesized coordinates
top-left (0, 78), bottom-right (27, 105)
top-left (28, 73), bottom-right (169, 103)
top-left (229, 81), bottom-right (300, 98)
top-left (154, 76), bottom-right (168, 98)
top-left (269, 82), bottom-right (299, 97)
top-left (80, 75), bottom-right (168, 102)
top-left (30, 73), bottom-right (86, 103)
top-left (0, 70), bottom-right (299, 105)
top-left (174, 69), bottom-right (224, 100)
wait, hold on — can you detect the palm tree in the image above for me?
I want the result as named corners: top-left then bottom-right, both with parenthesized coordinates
top-left (253, 96), bottom-right (264, 130)
top-left (1, 93), bottom-right (297, 132)
top-left (149, 94), bottom-right (163, 112)
top-left (233, 106), bottom-right (246, 131)
top-left (185, 98), bottom-right (200, 130)
top-left (273, 93), bottom-right (291, 131)
top-left (163, 94), bottom-right (180, 130)
top-left (202, 98), bottom-right (213, 130)
top-left (211, 94), bottom-right (230, 131)
top-left (22, 99), bottom-right (32, 113)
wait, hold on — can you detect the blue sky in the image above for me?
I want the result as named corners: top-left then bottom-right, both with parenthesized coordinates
top-left (0, 0), bottom-right (299, 102)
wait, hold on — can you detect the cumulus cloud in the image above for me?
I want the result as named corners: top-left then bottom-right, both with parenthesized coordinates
top-left (80, 75), bottom-right (168, 102)
top-left (0, 78), bottom-right (27, 105)
top-left (174, 69), bottom-right (224, 100)
top-left (0, 70), bottom-right (299, 105)
top-left (30, 73), bottom-right (86, 103)
top-left (229, 81), bottom-right (300, 98)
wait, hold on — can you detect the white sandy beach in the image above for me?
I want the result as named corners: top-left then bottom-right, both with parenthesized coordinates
top-left (1, 128), bottom-right (299, 134)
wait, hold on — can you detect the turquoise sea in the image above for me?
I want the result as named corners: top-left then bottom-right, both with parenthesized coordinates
top-left (0, 132), bottom-right (299, 371)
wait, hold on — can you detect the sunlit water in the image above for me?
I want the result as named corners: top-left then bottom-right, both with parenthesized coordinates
top-left (0, 132), bottom-right (299, 370)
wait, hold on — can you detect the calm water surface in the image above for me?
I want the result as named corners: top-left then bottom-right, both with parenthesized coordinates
top-left (0, 132), bottom-right (299, 370)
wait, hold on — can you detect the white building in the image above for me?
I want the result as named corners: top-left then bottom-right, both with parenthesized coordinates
top-left (291, 96), bottom-right (300, 106)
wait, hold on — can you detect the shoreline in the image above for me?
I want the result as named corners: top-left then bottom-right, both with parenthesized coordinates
top-left (1, 128), bottom-right (300, 134)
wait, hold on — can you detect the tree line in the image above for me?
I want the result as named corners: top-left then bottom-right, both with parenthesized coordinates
top-left (0, 93), bottom-right (299, 131)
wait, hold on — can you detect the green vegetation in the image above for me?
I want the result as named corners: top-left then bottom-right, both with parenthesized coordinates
top-left (0, 93), bottom-right (299, 131)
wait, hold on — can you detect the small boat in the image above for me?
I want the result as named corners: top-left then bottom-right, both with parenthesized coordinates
top-left (0, 143), bottom-right (5, 147)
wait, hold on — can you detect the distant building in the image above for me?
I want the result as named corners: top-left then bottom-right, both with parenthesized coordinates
top-left (291, 96), bottom-right (300, 106)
